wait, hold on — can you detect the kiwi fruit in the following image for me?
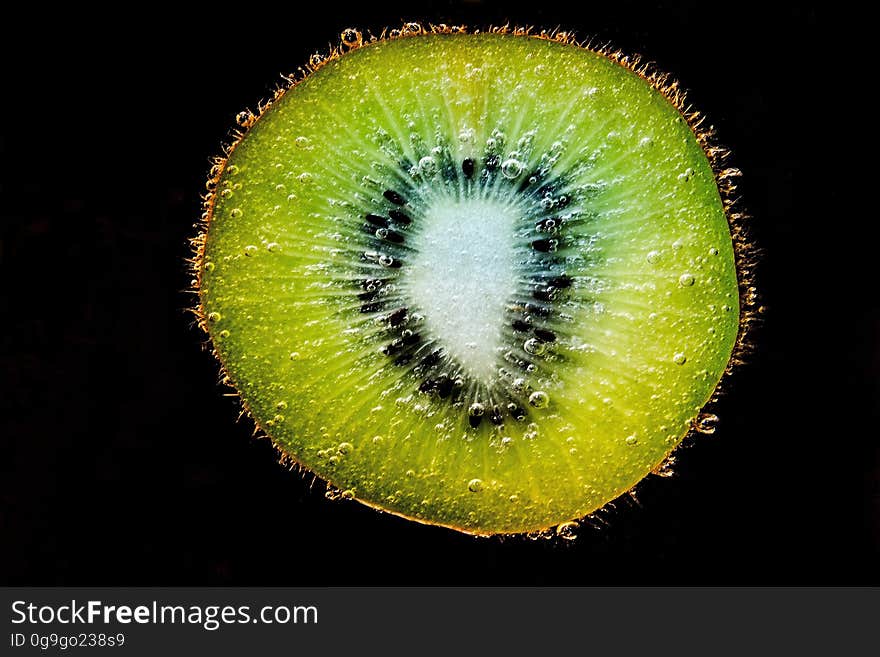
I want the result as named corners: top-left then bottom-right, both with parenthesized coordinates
top-left (192, 24), bottom-right (753, 536)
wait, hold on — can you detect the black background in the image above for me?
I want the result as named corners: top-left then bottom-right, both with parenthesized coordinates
top-left (2, 1), bottom-right (876, 585)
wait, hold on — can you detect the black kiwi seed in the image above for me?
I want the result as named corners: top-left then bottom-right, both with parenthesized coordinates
top-left (436, 376), bottom-right (453, 399)
top-left (524, 302), bottom-right (551, 318)
top-left (534, 328), bottom-right (557, 343)
top-left (365, 213), bottom-right (389, 228)
top-left (383, 189), bottom-right (407, 205)
top-left (389, 209), bottom-right (412, 225)
top-left (419, 349), bottom-right (443, 369)
top-left (532, 238), bottom-right (556, 252)
top-left (386, 307), bottom-right (408, 326)
top-left (490, 406), bottom-right (504, 426)
top-left (548, 274), bottom-right (573, 289)
top-left (381, 229), bottom-right (405, 244)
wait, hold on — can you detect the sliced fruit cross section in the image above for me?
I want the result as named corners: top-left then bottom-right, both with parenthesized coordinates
top-left (197, 32), bottom-right (740, 535)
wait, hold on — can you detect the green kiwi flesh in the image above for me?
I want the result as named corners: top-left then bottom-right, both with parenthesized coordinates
top-left (197, 31), bottom-right (741, 535)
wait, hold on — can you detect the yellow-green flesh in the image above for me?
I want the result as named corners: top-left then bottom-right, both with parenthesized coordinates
top-left (200, 33), bottom-right (739, 534)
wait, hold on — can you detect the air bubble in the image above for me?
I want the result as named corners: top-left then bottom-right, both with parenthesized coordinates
top-left (419, 156), bottom-right (437, 175)
top-left (289, 352), bottom-right (301, 360)
top-left (297, 172), bottom-right (313, 184)
top-left (695, 413), bottom-right (719, 435)
top-left (244, 245), bottom-right (257, 256)
top-left (207, 312), bottom-right (221, 322)
top-left (646, 250), bottom-right (661, 264)
top-left (468, 478), bottom-right (483, 493)
top-left (625, 434), bottom-right (638, 446)
top-left (556, 521), bottom-right (578, 540)
top-left (468, 402), bottom-right (485, 418)
top-left (378, 255), bottom-right (395, 267)
top-left (340, 28), bottom-right (362, 47)
top-left (266, 242), bottom-right (280, 252)
top-left (678, 167), bottom-right (695, 182)
top-left (528, 391), bottom-right (549, 408)
top-left (219, 188), bottom-right (234, 199)
top-left (204, 262), bottom-right (215, 272)
top-left (294, 135), bottom-right (311, 148)
top-left (501, 158), bottom-right (524, 179)
top-left (708, 247), bottom-right (719, 256)
top-left (230, 208), bottom-right (242, 218)
top-left (679, 273), bottom-right (695, 287)
top-left (523, 338), bottom-right (546, 355)
top-left (652, 457), bottom-right (676, 477)
top-left (338, 442), bottom-right (354, 455)
top-left (673, 352), bottom-right (688, 365)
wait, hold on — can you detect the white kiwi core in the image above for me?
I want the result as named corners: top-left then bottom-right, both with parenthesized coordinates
top-left (404, 196), bottom-right (520, 384)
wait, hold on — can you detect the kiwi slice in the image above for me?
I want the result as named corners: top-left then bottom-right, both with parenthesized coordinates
top-left (194, 25), bottom-right (748, 536)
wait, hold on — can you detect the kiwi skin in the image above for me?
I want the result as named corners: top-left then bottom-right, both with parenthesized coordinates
top-left (189, 21), bottom-right (758, 538)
